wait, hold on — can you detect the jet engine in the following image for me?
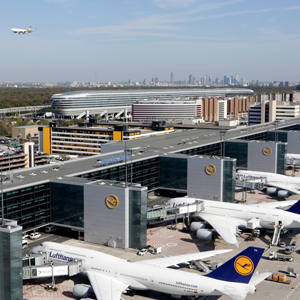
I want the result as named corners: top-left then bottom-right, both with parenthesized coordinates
top-left (277, 190), bottom-right (289, 198)
top-left (196, 228), bottom-right (215, 240)
top-left (73, 284), bottom-right (95, 299)
top-left (190, 222), bottom-right (206, 231)
top-left (267, 187), bottom-right (278, 195)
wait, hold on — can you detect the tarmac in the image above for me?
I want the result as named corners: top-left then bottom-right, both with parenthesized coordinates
top-left (23, 176), bottom-right (300, 300)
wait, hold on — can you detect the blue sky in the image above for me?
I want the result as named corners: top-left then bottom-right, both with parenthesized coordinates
top-left (1, 0), bottom-right (300, 83)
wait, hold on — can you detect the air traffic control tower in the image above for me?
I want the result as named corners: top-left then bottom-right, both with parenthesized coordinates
top-left (0, 219), bottom-right (23, 300)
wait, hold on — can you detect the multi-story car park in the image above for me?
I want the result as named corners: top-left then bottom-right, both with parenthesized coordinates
top-left (50, 88), bottom-right (254, 118)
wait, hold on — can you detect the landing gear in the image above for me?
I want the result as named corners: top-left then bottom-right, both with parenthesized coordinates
top-left (126, 289), bottom-right (135, 297)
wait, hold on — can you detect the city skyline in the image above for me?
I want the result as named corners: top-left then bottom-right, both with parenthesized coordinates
top-left (2, 0), bottom-right (300, 82)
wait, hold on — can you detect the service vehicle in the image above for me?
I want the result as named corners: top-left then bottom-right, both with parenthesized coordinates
top-left (269, 251), bottom-right (294, 261)
top-left (29, 232), bottom-right (41, 239)
top-left (137, 248), bottom-right (148, 256)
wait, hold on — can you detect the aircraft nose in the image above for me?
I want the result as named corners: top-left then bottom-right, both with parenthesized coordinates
top-left (30, 245), bottom-right (43, 254)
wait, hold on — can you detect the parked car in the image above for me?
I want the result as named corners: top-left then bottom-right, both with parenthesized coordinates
top-left (22, 240), bottom-right (28, 249)
top-left (22, 233), bottom-right (29, 239)
top-left (45, 225), bottom-right (58, 233)
top-left (291, 241), bottom-right (298, 250)
top-left (137, 249), bottom-right (148, 256)
top-left (278, 241), bottom-right (286, 248)
top-left (285, 245), bottom-right (294, 254)
top-left (30, 232), bottom-right (41, 239)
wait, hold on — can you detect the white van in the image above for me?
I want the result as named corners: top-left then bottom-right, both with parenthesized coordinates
top-left (45, 225), bottom-right (57, 233)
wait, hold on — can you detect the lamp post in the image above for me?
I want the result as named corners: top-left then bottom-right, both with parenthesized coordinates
top-left (219, 130), bottom-right (227, 158)
top-left (274, 120), bottom-right (280, 143)
top-left (124, 146), bottom-right (140, 187)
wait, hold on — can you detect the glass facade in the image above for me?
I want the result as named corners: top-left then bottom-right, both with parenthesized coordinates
top-left (277, 143), bottom-right (287, 175)
top-left (128, 190), bottom-right (147, 249)
top-left (266, 131), bottom-right (288, 143)
top-left (225, 142), bottom-right (248, 168)
top-left (159, 157), bottom-right (187, 190)
top-left (0, 183), bottom-right (51, 231)
top-left (0, 229), bottom-right (22, 300)
top-left (179, 143), bottom-right (221, 156)
top-left (51, 183), bottom-right (84, 227)
top-left (222, 160), bottom-right (236, 202)
top-left (80, 157), bottom-right (160, 191)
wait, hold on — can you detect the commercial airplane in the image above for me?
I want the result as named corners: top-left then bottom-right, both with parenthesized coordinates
top-left (237, 170), bottom-right (300, 197)
top-left (31, 242), bottom-right (269, 300)
top-left (11, 26), bottom-right (36, 34)
top-left (167, 197), bottom-right (300, 247)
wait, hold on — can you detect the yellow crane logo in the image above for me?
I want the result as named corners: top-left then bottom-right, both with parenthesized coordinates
top-left (234, 256), bottom-right (254, 276)
top-left (205, 164), bottom-right (216, 175)
top-left (262, 147), bottom-right (272, 156)
top-left (106, 194), bottom-right (119, 209)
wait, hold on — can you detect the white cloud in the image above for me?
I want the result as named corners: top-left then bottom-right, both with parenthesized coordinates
top-left (45, 0), bottom-right (75, 7)
top-left (153, 0), bottom-right (199, 9)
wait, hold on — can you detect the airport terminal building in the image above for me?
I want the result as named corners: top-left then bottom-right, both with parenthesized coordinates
top-left (2, 118), bottom-right (300, 250)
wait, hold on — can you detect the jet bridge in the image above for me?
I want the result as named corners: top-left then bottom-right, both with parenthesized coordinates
top-left (22, 252), bottom-right (84, 280)
top-left (147, 201), bottom-right (203, 226)
top-left (236, 175), bottom-right (266, 190)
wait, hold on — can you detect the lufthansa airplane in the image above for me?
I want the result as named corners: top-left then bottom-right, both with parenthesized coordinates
top-left (237, 169), bottom-right (300, 197)
top-left (31, 242), bottom-right (269, 300)
top-left (167, 197), bottom-right (300, 247)
top-left (11, 26), bottom-right (37, 34)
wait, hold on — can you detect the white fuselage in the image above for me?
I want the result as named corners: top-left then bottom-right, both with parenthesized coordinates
top-left (193, 198), bottom-right (300, 230)
top-left (39, 242), bottom-right (253, 297)
top-left (237, 170), bottom-right (300, 191)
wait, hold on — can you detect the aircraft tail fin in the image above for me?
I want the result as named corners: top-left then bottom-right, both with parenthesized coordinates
top-left (286, 200), bottom-right (300, 214)
top-left (204, 246), bottom-right (264, 284)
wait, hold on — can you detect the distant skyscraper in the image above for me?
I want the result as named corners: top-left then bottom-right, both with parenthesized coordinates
top-left (154, 77), bottom-right (158, 84)
top-left (189, 74), bottom-right (195, 84)
top-left (129, 79), bottom-right (132, 85)
top-left (171, 72), bottom-right (174, 84)
top-left (285, 81), bottom-right (290, 87)
top-left (224, 75), bottom-right (228, 85)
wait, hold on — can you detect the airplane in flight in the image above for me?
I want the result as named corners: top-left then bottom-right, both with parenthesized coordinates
top-left (11, 26), bottom-right (37, 34)
top-left (237, 169), bottom-right (300, 197)
top-left (167, 197), bottom-right (300, 247)
top-left (31, 242), bottom-right (269, 300)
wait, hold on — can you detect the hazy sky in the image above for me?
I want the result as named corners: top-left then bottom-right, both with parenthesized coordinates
top-left (2, 0), bottom-right (300, 83)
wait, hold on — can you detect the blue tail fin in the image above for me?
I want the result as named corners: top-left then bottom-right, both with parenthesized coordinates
top-left (204, 247), bottom-right (264, 284)
top-left (286, 200), bottom-right (300, 214)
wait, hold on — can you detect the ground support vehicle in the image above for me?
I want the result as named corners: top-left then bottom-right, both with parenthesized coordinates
top-left (269, 251), bottom-right (294, 261)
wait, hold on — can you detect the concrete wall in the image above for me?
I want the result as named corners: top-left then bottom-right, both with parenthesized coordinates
top-left (187, 157), bottom-right (223, 201)
top-left (12, 126), bottom-right (39, 139)
top-left (247, 141), bottom-right (278, 172)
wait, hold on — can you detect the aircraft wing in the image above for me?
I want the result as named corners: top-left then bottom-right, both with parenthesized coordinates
top-left (247, 200), bottom-right (298, 209)
top-left (267, 183), bottom-right (300, 195)
top-left (200, 214), bottom-right (240, 247)
top-left (87, 271), bottom-right (128, 300)
top-left (215, 286), bottom-right (248, 300)
top-left (139, 249), bottom-right (232, 268)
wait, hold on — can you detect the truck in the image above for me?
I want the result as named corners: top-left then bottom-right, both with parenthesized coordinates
top-left (269, 251), bottom-right (294, 262)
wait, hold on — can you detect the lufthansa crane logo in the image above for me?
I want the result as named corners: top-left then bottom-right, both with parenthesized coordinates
top-left (234, 256), bottom-right (254, 276)
top-left (205, 164), bottom-right (216, 175)
top-left (262, 147), bottom-right (272, 156)
top-left (106, 194), bottom-right (119, 209)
